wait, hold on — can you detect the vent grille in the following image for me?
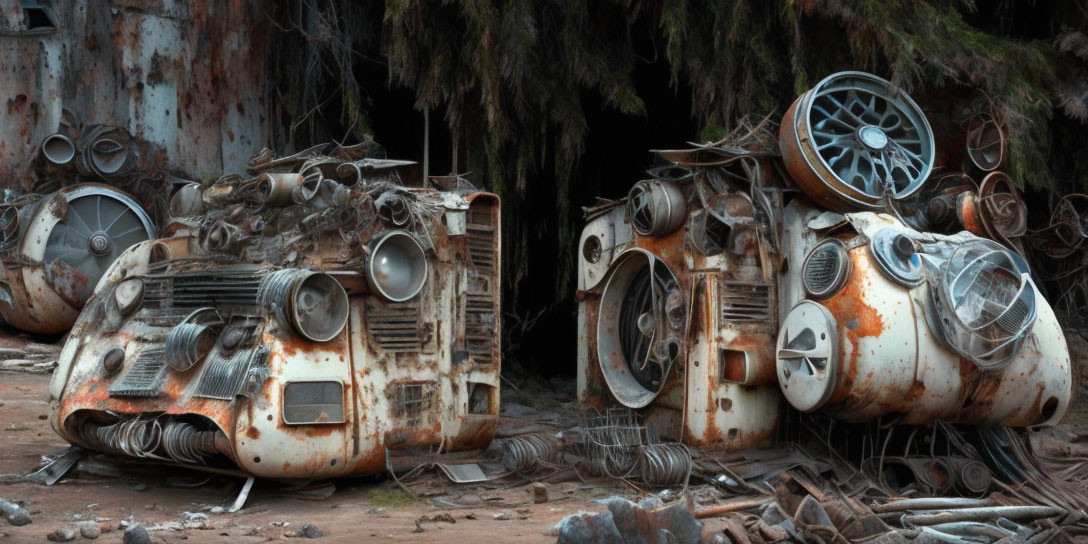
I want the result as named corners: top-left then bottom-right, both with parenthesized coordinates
top-left (466, 230), bottom-right (495, 273)
top-left (109, 348), bottom-right (167, 398)
top-left (195, 347), bottom-right (267, 400)
top-left (464, 293), bottom-right (495, 364)
top-left (466, 205), bottom-right (496, 273)
top-left (720, 280), bottom-right (774, 325)
top-left (389, 382), bottom-right (435, 425)
top-left (367, 300), bottom-right (422, 352)
top-left (142, 270), bottom-right (265, 320)
top-left (803, 241), bottom-right (849, 299)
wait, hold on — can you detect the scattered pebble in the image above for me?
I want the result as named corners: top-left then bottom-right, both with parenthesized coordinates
top-left (209, 506), bottom-right (225, 515)
top-left (464, 512), bottom-right (477, 520)
top-left (46, 527), bottom-right (76, 542)
top-left (418, 512), bottom-right (455, 524)
top-left (531, 482), bottom-right (549, 504)
top-left (131, 483), bottom-right (148, 492)
top-left (272, 521), bottom-right (291, 527)
top-left (492, 512), bottom-right (510, 521)
top-left (182, 512), bottom-right (209, 522)
top-left (365, 507), bottom-right (388, 517)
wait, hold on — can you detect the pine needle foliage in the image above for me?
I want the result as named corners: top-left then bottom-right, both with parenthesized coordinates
top-left (270, 0), bottom-right (1088, 311)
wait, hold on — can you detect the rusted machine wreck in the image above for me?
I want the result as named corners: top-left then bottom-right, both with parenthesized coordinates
top-left (578, 72), bottom-right (1071, 451)
top-left (47, 147), bottom-right (502, 481)
top-left (1, 121), bottom-right (161, 334)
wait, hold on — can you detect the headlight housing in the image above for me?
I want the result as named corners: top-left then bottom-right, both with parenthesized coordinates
top-left (259, 270), bottom-right (349, 342)
top-left (366, 231), bottom-right (427, 302)
top-left (930, 240), bottom-right (1036, 371)
top-left (113, 277), bottom-right (144, 316)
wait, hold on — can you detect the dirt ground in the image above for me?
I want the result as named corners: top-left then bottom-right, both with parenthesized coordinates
top-left (0, 371), bottom-right (618, 543)
top-left (3, 332), bottom-right (1087, 543)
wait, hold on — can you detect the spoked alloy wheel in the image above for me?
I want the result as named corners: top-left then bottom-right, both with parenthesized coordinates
top-left (780, 72), bottom-right (935, 211)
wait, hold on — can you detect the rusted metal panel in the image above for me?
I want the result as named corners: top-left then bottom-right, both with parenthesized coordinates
top-left (0, 0), bottom-right (269, 186)
top-left (577, 139), bottom-right (784, 452)
top-left (775, 203), bottom-right (1071, 426)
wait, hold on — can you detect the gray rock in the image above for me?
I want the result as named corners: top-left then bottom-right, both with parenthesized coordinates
top-left (79, 521), bottom-right (102, 539)
top-left (0, 498), bottom-right (31, 526)
top-left (555, 511), bottom-right (624, 544)
top-left (642, 501), bottom-right (700, 544)
top-left (122, 524), bottom-right (151, 544)
top-left (602, 497), bottom-right (638, 539)
top-left (299, 523), bottom-right (323, 538)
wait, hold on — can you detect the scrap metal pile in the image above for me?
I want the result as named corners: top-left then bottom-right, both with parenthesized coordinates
top-left (574, 71), bottom-right (1086, 542)
top-left (42, 136), bottom-right (503, 482)
top-left (4, 69), bottom-right (1086, 541)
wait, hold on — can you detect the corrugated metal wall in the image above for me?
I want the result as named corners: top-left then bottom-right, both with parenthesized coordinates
top-left (0, 0), bottom-right (270, 186)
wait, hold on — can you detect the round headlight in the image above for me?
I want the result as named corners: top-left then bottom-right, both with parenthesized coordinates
top-left (101, 347), bottom-right (125, 376)
top-left (291, 273), bottom-right (349, 342)
top-left (802, 239), bottom-right (851, 300)
top-left (259, 270), bottom-right (350, 342)
top-left (113, 277), bottom-right (144, 316)
top-left (367, 231), bottom-right (427, 302)
top-left (932, 240), bottom-right (1036, 370)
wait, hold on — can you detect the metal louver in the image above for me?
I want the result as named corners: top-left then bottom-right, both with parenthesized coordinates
top-left (109, 348), bottom-right (167, 398)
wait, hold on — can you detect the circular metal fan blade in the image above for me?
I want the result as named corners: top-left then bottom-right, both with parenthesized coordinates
top-left (44, 188), bottom-right (155, 307)
top-left (42, 222), bottom-right (88, 263)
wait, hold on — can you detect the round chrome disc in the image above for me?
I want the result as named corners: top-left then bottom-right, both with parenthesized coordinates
top-left (776, 300), bottom-right (839, 412)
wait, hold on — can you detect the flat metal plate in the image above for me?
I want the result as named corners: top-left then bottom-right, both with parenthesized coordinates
top-left (437, 463), bottom-right (488, 484)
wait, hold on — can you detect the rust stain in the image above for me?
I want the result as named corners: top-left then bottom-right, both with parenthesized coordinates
top-left (822, 249), bottom-right (885, 407)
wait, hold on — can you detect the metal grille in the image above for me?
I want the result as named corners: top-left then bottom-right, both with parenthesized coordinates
top-left (142, 270), bottom-right (265, 319)
top-left (803, 242), bottom-right (847, 298)
top-left (466, 207), bottom-right (496, 273)
top-left (720, 280), bottom-right (774, 325)
top-left (390, 383), bottom-right (433, 425)
top-left (464, 293), bottom-right (495, 364)
top-left (194, 346), bottom-right (267, 400)
top-left (109, 348), bottom-right (167, 398)
top-left (366, 300), bottom-right (422, 352)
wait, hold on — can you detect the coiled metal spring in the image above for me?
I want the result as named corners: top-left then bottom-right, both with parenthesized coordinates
top-left (162, 422), bottom-right (219, 465)
top-left (78, 418), bottom-right (162, 458)
top-left (636, 443), bottom-right (692, 487)
top-left (501, 434), bottom-right (559, 473)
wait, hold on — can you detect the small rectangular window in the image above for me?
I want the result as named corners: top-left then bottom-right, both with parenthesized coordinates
top-left (718, 349), bottom-right (751, 384)
top-left (283, 381), bottom-right (344, 425)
